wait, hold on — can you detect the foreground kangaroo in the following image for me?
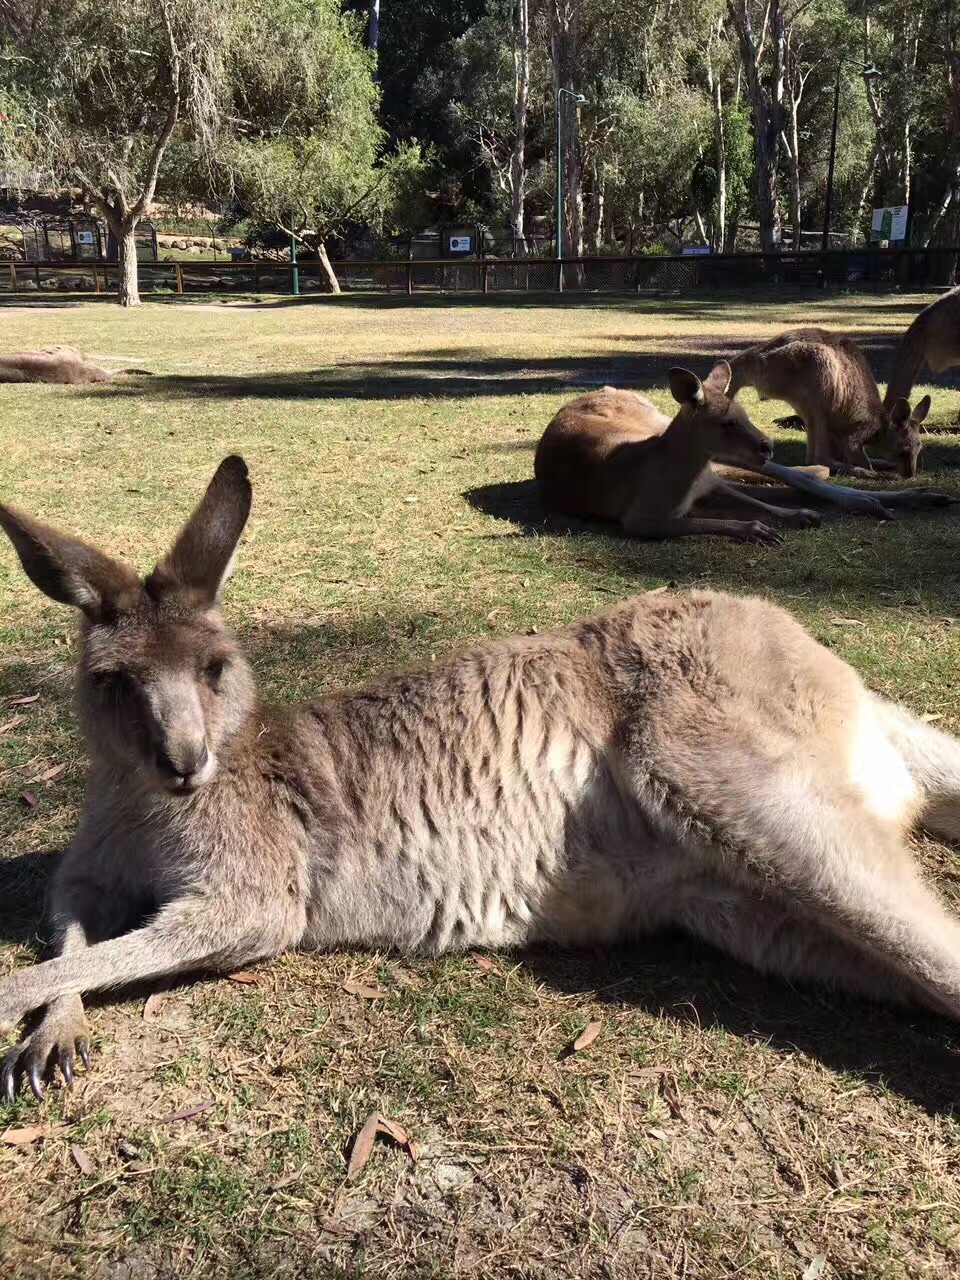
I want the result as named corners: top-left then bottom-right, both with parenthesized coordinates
top-left (728, 327), bottom-right (931, 478)
top-left (536, 366), bottom-right (945, 540)
top-left (5, 457), bottom-right (960, 1101)
top-left (884, 286), bottom-right (960, 411)
top-left (0, 346), bottom-right (150, 385)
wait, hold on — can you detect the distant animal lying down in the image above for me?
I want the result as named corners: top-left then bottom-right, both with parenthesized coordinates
top-left (0, 346), bottom-right (151, 385)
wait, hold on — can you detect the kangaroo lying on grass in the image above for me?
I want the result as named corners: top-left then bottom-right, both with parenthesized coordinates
top-left (883, 286), bottom-right (960, 412)
top-left (728, 327), bottom-right (931, 478)
top-left (535, 363), bottom-right (950, 542)
top-left (0, 346), bottom-right (151, 385)
top-left (4, 458), bottom-right (960, 1100)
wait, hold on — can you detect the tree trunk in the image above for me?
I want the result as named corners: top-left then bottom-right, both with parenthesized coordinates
top-left (550, 1), bottom-right (584, 264)
top-left (316, 241), bottom-right (341, 294)
top-left (707, 22), bottom-right (727, 253)
top-left (728, 0), bottom-right (783, 252)
top-left (585, 152), bottom-right (605, 251)
top-left (118, 224), bottom-right (141, 308)
top-left (509, 0), bottom-right (529, 253)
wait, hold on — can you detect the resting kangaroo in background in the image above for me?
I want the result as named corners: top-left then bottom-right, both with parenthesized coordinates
top-left (7, 458), bottom-right (960, 1101)
top-left (535, 366), bottom-right (945, 539)
top-left (728, 327), bottom-right (931, 478)
top-left (535, 363), bottom-right (823, 546)
top-left (0, 346), bottom-right (151, 385)
top-left (883, 286), bottom-right (960, 411)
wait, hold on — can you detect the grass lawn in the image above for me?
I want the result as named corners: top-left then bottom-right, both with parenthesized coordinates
top-left (3, 290), bottom-right (960, 1278)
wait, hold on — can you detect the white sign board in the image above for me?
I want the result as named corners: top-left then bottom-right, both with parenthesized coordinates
top-left (77, 231), bottom-right (95, 246)
top-left (871, 206), bottom-right (909, 243)
top-left (449, 235), bottom-right (472, 252)
top-left (681, 245), bottom-right (711, 255)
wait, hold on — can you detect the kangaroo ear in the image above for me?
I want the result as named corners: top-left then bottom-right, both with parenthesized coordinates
top-left (0, 504), bottom-right (140, 621)
top-left (702, 359), bottom-right (733, 396)
top-left (910, 393), bottom-right (931, 425)
top-left (889, 397), bottom-right (911, 426)
top-left (146, 456), bottom-right (252, 606)
top-left (669, 367), bottom-right (705, 406)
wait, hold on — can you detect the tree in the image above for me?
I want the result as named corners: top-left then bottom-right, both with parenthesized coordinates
top-left (0, 0), bottom-right (224, 306)
top-left (218, 0), bottom-right (425, 291)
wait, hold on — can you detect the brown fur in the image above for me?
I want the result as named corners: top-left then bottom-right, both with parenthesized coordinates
top-left (728, 327), bottom-right (931, 478)
top-left (0, 346), bottom-right (152, 385)
top-left (884, 286), bottom-right (960, 409)
top-left (534, 365), bottom-right (820, 546)
top-left (5, 459), bottom-right (960, 1100)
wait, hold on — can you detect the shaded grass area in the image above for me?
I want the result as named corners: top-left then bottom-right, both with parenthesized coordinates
top-left (2, 293), bottom-right (960, 1277)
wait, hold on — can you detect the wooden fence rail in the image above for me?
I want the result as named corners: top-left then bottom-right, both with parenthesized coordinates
top-left (1, 247), bottom-right (957, 298)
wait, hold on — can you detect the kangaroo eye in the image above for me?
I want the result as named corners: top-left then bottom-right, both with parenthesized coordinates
top-left (204, 659), bottom-right (226, 689)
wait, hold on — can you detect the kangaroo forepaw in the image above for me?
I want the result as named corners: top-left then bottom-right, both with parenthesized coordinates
top-left (1, 1015), bottom-right (92, 1103)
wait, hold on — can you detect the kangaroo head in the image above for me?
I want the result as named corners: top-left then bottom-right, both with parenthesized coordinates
top-left (0, 456), bottom-right (254, 796)
top-left (669, 360), bottom-right (774, 470)
top-left (884, 394), bottom-right (930, 477)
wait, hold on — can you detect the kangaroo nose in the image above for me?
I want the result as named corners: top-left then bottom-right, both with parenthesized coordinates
top-left (157, 741), bottom-right (208, 782)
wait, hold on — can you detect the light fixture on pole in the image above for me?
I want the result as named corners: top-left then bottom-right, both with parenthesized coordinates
top-left (822, 61), bottom-right (882, 254)
top-left (556, 88), bottom-right (587, 261)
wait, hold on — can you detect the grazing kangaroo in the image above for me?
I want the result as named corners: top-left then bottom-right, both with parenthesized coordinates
top-left (5, 458), bottom-right (960, 1100)
top-left (0, 346), bottom-right (151, 385)
top-left (883, 286), bottom-right (960, 411)
top-left (535, 367), bottom-right (945, 538)
top-left (728, 327), bottom-right (931, 478)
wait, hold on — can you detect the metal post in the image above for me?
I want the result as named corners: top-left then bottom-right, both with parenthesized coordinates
top-left (291, 235), bottom-right (299, 296)
top-left (556, 89), bottom-right (563, 265)
top-left (821, 61), bottom-right (842, 255)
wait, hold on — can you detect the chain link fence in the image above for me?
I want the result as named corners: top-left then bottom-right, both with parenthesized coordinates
top-left (0, 248), bottom-right (957, 298)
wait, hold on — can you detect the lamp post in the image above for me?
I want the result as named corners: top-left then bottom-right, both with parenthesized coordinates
top-left (822, 60), bottom-right (882, 254)
top-left (555, 87), bottom-right (587, 262)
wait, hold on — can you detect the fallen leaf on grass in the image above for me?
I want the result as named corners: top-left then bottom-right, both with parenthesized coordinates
top-left (8, 694), bottom-right (39, 706)
top-left (470, 953), bottom-right (499, 973)
top-left (346, 1111), bottom-right (380, 1180)
top-left (342, 979), bottom-right (388, 1000)
top-left (803, 1258), bottom-right (827, 1280)
top-left (346, 1111), bottom-right (419, 1179)
top-left (227, 971), bottom-right (259, 985)
top-left (158, 1101), bottom-right (213, 1124)
top-left (572, 1020), bottom-right (603, 1053)
top-left (20, 791), bottom-right (36, 808)
top-left (828, 617), bottom-right (865, 627)
top-left (142, 993), bottom-right (167, 1021)
top-left (922, 713), bottom-right (943, 723)
top-left (38, 764), bottom-right (67, 783)
top-left (375, 1115), bottom-right (420, 1161)
top-left (1, 1125), bottom-right (51, 1145)
top-left (647, 1128), bottom-right (669, 1142)
top-left (0, 715), bottom-right (25, 734)
top-left (70, 1145), bottom-right (95, 1175)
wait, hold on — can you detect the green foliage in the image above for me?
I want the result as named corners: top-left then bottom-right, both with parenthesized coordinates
top-left (216, 0), bottom-right (428, 246)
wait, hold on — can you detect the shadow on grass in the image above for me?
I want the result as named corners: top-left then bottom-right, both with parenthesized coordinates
top-left (75, 336), bottom-right (960, 404)
top-left (523, 940), bottom-right (960, 1118)
top-left (2, 285), bottom-right (928, 316)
